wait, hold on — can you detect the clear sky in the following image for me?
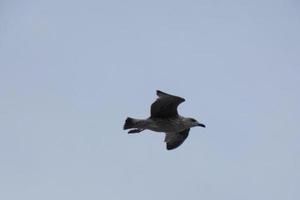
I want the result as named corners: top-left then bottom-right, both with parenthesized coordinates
top-left (1, 0), bottom-right (299, 200)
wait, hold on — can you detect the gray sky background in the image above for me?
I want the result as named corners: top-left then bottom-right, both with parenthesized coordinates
top-left (1, 0), bottom-right (299, 200)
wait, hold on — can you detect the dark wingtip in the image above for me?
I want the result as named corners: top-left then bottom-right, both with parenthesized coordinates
top-left (156, 90), bottom-right (185, 102)
top-left (156, 90), bottom-right (166, 96)
top-left (166, 141), bottom-right (184, 150)
top-left (166, 144), bottom-right (176, 150)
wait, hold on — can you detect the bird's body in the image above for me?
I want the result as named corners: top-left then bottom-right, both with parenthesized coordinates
top-left (127, 116), bottom-right (189, 133)
top-left (123, 90), bottom-right (206, 150)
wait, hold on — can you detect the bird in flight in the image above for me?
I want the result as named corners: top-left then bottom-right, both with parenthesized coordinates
top-left (123, 90), bottom-right (206, 150)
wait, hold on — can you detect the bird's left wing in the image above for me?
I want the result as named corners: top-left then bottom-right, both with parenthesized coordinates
top-left (164, 129), bottom-right (190, 150)
top-left (150, 90), bottom-right (185, 118)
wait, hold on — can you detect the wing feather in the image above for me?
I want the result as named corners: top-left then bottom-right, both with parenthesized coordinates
top-left (165, 129), bottom-right (190, 150)
top-left (150, 90), bottom-right (185, 118)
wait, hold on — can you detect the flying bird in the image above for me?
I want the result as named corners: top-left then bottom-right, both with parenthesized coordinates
top-left (123, 90), bottom-right (206, 150)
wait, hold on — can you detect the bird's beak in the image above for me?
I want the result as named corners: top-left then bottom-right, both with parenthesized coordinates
top-left (197, 123), bottom-right (206, 128)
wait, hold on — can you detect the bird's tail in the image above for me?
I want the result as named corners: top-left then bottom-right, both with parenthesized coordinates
top-left (123, 117), bottom-right (139, 130)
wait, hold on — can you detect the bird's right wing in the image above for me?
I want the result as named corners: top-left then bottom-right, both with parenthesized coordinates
top-left (150, 90), bottom-right (185, 118)
top-left (164, 129), bottom-right (190, 150)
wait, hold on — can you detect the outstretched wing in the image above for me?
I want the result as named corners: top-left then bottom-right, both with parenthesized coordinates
top-left (150, 90), bottom-right (185, 118)
top-left (164, 129), bottom-right (190, 150)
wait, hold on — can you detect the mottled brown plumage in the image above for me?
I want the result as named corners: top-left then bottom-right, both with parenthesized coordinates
top-left (123, 90), bottom-right (205, 150)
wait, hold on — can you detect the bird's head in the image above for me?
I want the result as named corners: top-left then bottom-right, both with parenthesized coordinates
top-left (185, 118), bottom-right (206, 128)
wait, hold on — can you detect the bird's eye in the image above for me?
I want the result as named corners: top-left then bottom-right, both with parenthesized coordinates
top-left (190, 118), bottom-right (196, 122)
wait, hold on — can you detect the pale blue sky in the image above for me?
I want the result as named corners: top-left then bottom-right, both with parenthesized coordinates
top-left (0, 0), bottom-right (300, 200)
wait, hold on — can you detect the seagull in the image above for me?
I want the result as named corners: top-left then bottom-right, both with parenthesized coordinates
top-left (123, 90), bottom-right (206, 150)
